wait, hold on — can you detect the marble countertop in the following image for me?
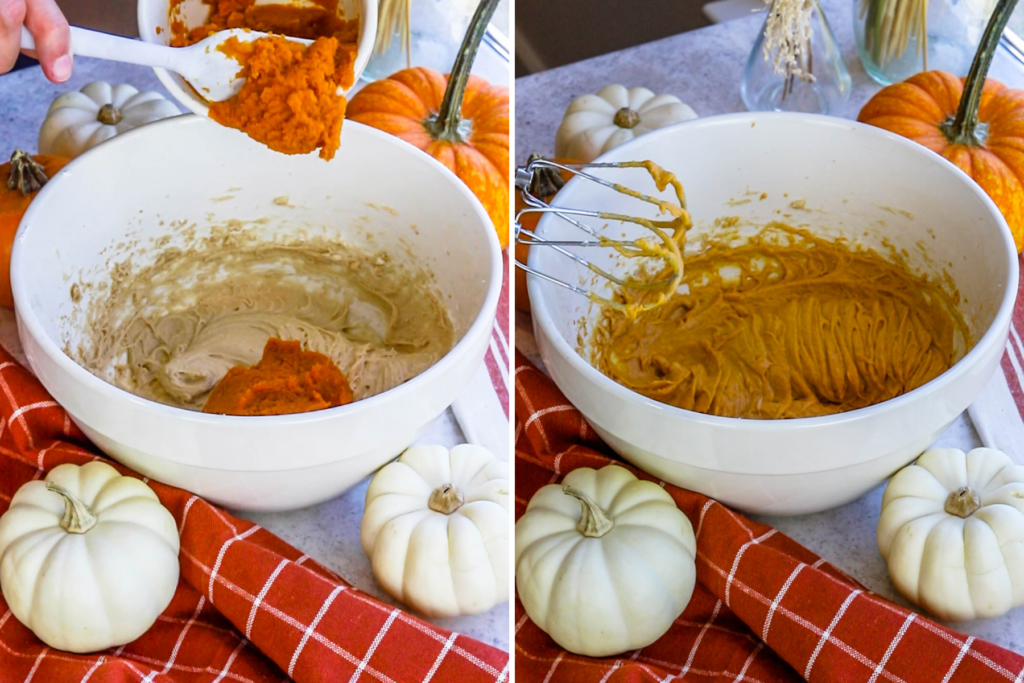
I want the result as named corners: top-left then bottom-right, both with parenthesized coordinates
top-left (515, 0), bottom-right (1024, 654)
top-left (0, 57), bottom-right (508, 651)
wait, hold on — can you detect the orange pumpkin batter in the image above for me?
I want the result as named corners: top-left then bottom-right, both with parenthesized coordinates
top-left (171, 0), bottom-right (359, 160)
top-left (203, 338), bottom-right (354, 416)
top-left (591, 224), bottom-right (971, 419)
top-left (210, 35), bottom-right (347, 159)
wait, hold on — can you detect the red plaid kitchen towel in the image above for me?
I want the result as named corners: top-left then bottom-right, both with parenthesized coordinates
top-left (0, 347), bottom-right (509, 682)
top-left (488, 249), bottom-right (510, 417)
top-left (515, 350), bottom-right (1024, 683)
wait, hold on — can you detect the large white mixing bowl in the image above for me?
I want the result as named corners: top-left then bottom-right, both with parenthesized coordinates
top-left (528, 112), bottom-right (1018, 516)
top-left (13, 115), bottom-right (501, 512)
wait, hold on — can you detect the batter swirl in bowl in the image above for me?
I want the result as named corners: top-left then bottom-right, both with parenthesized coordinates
top-left (73, 235), bottom-right (453, 412)
top-left (590, 223), bottom-right (971, 419)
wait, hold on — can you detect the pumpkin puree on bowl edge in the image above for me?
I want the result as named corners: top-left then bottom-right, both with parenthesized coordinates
top-left (169, 0), bottom-right (359, 160)
top-left (170, 0), bottom-right (359, 47)
top-left (591, 223), bottom-right (971, 419)
top-left (203, 338), bottom-right (354, 416)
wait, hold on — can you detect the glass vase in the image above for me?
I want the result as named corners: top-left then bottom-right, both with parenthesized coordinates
top-left (362, 0), bottom-right (478, 82)
top-left (741, 0), bottom-right (852, 115)
top-left (854, 0), bottom-right (995, 86)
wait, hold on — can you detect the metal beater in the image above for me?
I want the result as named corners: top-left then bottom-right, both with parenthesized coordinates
top-left (514, 155), bottom-right (692, 313)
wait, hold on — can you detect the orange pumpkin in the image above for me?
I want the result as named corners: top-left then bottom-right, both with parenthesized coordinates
top-left (513, 230), bottom-right (531, 312)
top-left (0, 150), bottom-right (68, 308)
top-left (858, 1), bottom-right (1024, 252)
top-left (347, 0), bottom-right (509, 248)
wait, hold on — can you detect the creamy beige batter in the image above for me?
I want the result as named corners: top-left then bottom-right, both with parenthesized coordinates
top-left (73, 236), bottom-right (453, 411)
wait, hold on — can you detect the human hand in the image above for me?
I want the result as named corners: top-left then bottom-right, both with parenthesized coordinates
top-left (0, 0), bottom-right (71, 82)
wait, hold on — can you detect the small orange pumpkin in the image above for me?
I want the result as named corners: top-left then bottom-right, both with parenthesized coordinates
top-left (858, 0), bottom-right (1024, 252)
top-left (347, 0), bottom-right (509, 248)
top-left (0, 150), bottom-right (68, 308)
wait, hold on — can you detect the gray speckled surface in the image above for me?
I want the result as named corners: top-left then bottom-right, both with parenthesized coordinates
top-left (1, 55), bottom-right (509, 651)
top-left (515, 0), bottom-right (1024, 166)
top-left (515, 0), bottom-right (1024, 654)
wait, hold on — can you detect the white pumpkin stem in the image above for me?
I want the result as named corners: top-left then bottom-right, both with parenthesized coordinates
top-left (944, 486), bottom-right (981, 518)
top-left (46, 482), bottom-right (98, 534)
top-left (97, 104), bottom-right (123, 126)
top-left (428, 484), bottom-right (464, 514)
top-left (613, 107), bottom-right (640, 129)
top-left (563, 486), bottom-right (614, 538)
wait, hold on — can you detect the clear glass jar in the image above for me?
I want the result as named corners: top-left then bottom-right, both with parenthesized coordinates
top-left (362, 0), bottom-right (478, 82)
top-left (854, 0), bottom-right (995, 86)
top-left (741, 0), bottom-right (852, 115)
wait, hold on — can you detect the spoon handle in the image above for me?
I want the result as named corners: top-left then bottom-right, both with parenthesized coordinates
top-left (21, 26), bottom-right (185, 73)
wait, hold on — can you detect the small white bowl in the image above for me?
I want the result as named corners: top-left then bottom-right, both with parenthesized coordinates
top-left (528, 112), bottom-right (1019, 516)
top-left (13, 115), bottom-right (501, 512)
top-left (137, 0), bottom-right (377, 117)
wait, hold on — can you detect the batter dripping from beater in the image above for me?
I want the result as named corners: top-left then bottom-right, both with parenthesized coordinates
top-left (518, 159), bottom-right (692, 315)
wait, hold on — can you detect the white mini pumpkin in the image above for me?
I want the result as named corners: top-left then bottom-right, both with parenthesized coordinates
top-left (0, 461), bottom-right (180, 653)
top-left (878, 447), bottom-right (1024, 621)
top-left (39, 81), bottom-right (181, 160)
top-left (554, 85), bottom-right (697, 163)
top-left (361, 444), bottom-right (509, 618)
top-left (515, 464), bottom-right (697, 657)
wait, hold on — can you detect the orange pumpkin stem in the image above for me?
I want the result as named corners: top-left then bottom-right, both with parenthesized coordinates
top-left (5, 150), bottom-right (49, 196)
top-left (525, 153), bottom-right (566, 197)
top-left (944, 0), bottom-right (1018, 146)
top-left (424, 0), bottom-right (499, 143)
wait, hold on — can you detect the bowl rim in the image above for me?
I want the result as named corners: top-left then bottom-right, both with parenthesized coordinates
top-left (528, 110), bottom-right (1020, 431)
top-left (136, 0), bottom-right (379, 118)
top-left (12, 114), bottom-right (503, 428)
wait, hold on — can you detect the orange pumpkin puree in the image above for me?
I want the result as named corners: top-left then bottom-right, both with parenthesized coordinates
top-left (591, 224), bottom-right (971, 419)
top-left (203, 338), bottom-right (354, 416)
top-left (170, 0), bottom-right (359, 160)
top-left (210, 35), bottom-right (347, 159)
top-left (170, 0), bottom-right (359, 50)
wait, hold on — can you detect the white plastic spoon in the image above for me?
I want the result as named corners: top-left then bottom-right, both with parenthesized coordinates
top-left (21, 25), bottom-right (312, 102)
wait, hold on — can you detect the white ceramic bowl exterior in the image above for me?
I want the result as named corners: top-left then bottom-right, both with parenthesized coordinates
top-left (528, 113), bottom-right (1019, 516)
top-left (137, 0), bottom-right (377, 117)
top-left (13, 115), bottom-right (501, 511)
